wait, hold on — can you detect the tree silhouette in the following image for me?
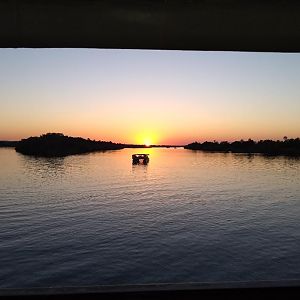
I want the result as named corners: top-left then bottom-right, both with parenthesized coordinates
top-left (185, 137), bottom-right (300, 156)
top-left (15, 133), bottom-right (124, 157)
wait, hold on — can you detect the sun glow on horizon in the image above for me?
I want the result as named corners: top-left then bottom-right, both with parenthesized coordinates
top-left (144, 139), bottom-right (152, 147)
top-left (135, 131), bottom-right (158, 146)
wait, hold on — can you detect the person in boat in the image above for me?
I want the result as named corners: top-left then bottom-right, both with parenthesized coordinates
top-left (132, 154), bottom-right (149, 165)
top-left (143, 155), bottom-right (149, 164)
top-left (132, 154), bottom-right (140, 164)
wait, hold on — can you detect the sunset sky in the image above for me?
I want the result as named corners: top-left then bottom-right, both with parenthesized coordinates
top-left (1, 49), bottom-right (300, 145)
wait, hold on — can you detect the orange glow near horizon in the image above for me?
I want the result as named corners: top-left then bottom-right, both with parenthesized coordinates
top-left (135, 131), bottom-right (158, 146)
top-left (144, 140), bottom-right (151, 147)
top-left (2, 125), bottom-right (300, 145)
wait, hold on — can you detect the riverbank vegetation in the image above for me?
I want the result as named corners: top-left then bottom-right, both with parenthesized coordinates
top-left (15, 133), bottom-right (124, 157)
top-left (184, 138), bottom-right (300, 156)
top-left (7, 134), bottom-right (300, 157)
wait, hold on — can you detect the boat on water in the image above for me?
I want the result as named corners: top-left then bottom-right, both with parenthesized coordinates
top-left (132, 154), bottom-right (149, 165)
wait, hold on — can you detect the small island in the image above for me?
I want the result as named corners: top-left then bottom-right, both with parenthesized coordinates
top-left (184, 138), bottom-right (300, 156)
top-left (15, 133), bottom-right (124, 157)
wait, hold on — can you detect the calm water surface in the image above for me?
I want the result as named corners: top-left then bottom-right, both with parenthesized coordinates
top-left (0, 147), bottom-right (300, 288)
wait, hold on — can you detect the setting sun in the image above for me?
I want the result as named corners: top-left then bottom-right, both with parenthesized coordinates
top-left (144, 139), bottom-right (152, 147)
top-left (135, 131), bottom-right (158, 146)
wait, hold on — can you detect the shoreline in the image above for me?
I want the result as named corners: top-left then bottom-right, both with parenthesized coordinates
top-left (2, 134), bottom-right (300, 157)
top-left (185, 139), bottom-right (300, 156)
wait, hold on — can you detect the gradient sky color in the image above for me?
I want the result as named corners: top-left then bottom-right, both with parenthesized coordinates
top-left (1, 49), bottom-right (300, 145)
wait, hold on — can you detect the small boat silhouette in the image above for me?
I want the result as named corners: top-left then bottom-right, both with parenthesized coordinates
top-left (132, 154), bottom-right (149, 165)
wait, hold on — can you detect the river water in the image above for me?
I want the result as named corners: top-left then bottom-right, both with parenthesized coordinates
top-left (0, 147), bottom-right (300, 288)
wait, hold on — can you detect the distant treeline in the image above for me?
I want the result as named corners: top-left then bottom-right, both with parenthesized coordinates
top-left (0, 141), bottom-right (18, 147)
top-left (15, 133), bottom-right (124, 157)
top-left (184, 138), bottom-right (300, 156)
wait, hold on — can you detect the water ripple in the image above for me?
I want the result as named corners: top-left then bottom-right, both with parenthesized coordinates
top-left (0, 148), bottom-right (300, 288)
